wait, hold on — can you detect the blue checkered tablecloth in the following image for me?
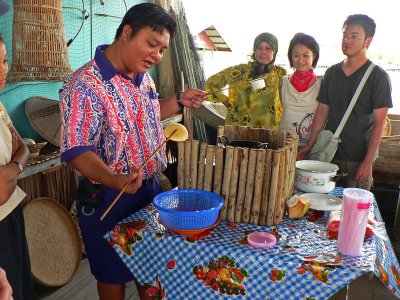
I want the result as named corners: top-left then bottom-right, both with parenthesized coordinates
top-left (105, 187), bottom-right (400, 299)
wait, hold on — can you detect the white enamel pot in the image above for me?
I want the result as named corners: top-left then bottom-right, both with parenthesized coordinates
top-left (295, 160), bottom-right (347, 193)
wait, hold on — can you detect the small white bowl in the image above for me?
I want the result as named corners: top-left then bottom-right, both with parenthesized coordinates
top-left (251, 78), bottom-right (266, 90)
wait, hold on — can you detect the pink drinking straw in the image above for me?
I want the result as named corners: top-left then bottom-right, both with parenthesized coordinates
top-left (337, 188), bottom-right (373, 256)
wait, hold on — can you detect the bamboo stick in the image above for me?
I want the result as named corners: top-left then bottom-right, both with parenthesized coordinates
top-left (217, 126), bottom-right (225, 145)
top-left (220, 146), bottom-right (234, 221)
top-left (190, 140), bottom-right (199, 190)
top-left (274, 150), bottom-right (285, 225)
top-left (227, 147), bottom-right (240, 222)
top-left (213, 146), bottom-right (224, 195)
top-left (238, 126), bottom-right (249, 141)
top-left (184, 140), bottom-right (192, 189)
top-left (266, 150), bottom-right (281, 226)
top-left (177, 141), bottom-right (185, 189)
top-left (266, 129), bottom-right (273, 149)
top-left (203, 145), bottom-right (215, 191)
top-left (224, 125), bottom-right (235, 140)
top-left (197, 143), bottom-right (208, 189)
top-left (259, 149), bottom-right (273, 225)
top-left (250, 149), bottom-right (266, 225)
top-left (234, 147), bottom-right (249, 222)
top-left (242, 148), bottom-right (257, 223)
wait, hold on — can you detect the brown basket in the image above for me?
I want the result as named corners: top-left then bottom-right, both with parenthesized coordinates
top-left (25, 96), bottom-right (61, 147)
top-left (23, 197), bottom-right (82, 287)
top-left (7, 0), bottom-right (73, 82)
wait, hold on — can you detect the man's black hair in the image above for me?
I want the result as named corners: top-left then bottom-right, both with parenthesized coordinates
top-left (115, 3), bottom-right (177, 40)
top-left (343, 14), bottom-right (376, 38)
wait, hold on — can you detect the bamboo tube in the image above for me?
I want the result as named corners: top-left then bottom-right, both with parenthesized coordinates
top-left (220, 146), bottom-right (234, 221)
top-left (259, 128), bottom-right (268, 144)
top-left (217, 126), bottom-right (225, 144)
top-left (259, 149), bottom-right (273, 225)
top-left (184, 140), bottom-right (192, 189)
top-left (266, 150), bottom-right (281, 226)
top-left (213, 146), bottom-right (224, 195)
top-left (197, 143), bottom-right (208, 189)
top-left (274, 150), bottom-right (285, 225)
top-left (278, 129), bottom-right (286, 148)
top-left (250, 149), bottom-right (266, 225)
top-left (227, 147), bottom-right (240, 222)
top-left (190, 140), bottom-right (200, 190)
top-left (224, 125), bottom-right (235, 140)
top-left (242, 148), bottom-right (257, 223)
top-left (248, 127), bottom-right (259, 143)
top-left (177, 141), bottom-right (185, 189)
top-left (203, 145), bottom-right (215, 191)
top-left (234, 147), bottom-right (249, 222)
top-left (266, 129), bottom-right (273, 149)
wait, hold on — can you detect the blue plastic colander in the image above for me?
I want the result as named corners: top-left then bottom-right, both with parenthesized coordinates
top-left (153, 190), bottom-right (224, 230)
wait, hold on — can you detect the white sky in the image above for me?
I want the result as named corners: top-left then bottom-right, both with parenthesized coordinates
top-left (182, 0), bottom-right (399, 67)
top-left (182, 0), bottom-right (400, 113)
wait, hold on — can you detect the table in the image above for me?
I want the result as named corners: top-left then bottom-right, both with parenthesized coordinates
top-left (105, 188), bottom-right (400, 299)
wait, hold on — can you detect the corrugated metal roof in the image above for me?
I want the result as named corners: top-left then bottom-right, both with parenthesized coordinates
top-left (195, 25), bottom-right (231, 52)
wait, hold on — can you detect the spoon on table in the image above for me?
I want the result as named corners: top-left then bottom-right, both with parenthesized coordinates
top-left (100, 123), bottom-right (189, 221)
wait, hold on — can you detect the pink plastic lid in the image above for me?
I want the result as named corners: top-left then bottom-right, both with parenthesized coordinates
top-left (247, 232), bottom-right (277, 249)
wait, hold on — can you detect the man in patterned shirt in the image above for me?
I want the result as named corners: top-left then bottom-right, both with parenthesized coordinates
top-left (59, 3), bottom-right (207, 299)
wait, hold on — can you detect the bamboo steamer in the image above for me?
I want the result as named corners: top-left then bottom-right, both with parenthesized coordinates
top-left (177, 126), bottom-right (298, 226)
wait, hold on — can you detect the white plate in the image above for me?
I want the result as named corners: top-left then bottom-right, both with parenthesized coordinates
top-left (302, 193), bottom-right (342, 211)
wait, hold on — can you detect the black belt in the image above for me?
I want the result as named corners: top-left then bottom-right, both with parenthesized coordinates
top-left (142, 176), bottom-right (154, 186)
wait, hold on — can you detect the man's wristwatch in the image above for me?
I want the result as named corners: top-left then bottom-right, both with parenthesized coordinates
top-left (176, 91), bottom-right (185, 110)
top-left (10, 161), bottom-right (24, 174)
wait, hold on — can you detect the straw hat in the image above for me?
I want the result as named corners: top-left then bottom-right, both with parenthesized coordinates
top-left (25, 96), bottom-right (61, 147)
top-left (23, 197), bottom-right (82, 287)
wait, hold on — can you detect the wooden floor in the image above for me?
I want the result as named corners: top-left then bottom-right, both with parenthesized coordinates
top-left (26, 258), bottom-right (140, 300)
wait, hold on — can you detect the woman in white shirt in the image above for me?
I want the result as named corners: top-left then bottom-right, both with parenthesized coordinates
top-left (280, 33), bottom-right (321, 146)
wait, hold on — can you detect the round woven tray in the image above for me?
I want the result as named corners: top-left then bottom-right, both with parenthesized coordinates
top-left (23, 197), bottom-right (82, 287)
top-left (25, 96), bottom-right (61, 147)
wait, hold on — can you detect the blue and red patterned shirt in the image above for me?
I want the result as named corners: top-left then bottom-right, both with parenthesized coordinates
top-left (60, 45), bottom-right (167, 179)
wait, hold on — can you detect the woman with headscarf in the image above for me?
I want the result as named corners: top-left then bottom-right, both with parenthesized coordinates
top-left (205, 32), bottom-right (287, 129)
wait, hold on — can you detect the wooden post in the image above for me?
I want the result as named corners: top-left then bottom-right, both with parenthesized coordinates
top-left (259, 149), bottom-right (273, 225)
top-left (203, 145), bottom-right (215, 191)
top-left (250, 149), bottom-right (266, 225)
top-left (274, 150), bottom-right (285, 225)
top-left (242, 148), bottom-right (257, 223)
top-left (197, 143), bottom-right (208, 190)
top-left (235, 147), bottom-right (249, 222)
top-left (220, 146), bottom-right (234, 221)
top-left (190, 140), bottom-right (199, 190)
top-left (184, 140), bottom-right (192, 189)
top-left (213, 146), bottom-right (224, 195)
top-left (227, 147), bottom-right (240, 222)
top-left (266, 150), bottom-right (281, 226)
top-left (177, 141), bottom-right (185, 189)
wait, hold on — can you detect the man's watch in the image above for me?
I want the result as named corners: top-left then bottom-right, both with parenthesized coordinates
top-left (10, 161), bottom-right (24, 174)
top-left (176, 91), bottom-right (185, 110)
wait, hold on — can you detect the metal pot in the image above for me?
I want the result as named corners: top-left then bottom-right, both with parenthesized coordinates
top-left (217, 135), bottom-right (268, 149)
top-left (295, 160), bottom-right (347, 193)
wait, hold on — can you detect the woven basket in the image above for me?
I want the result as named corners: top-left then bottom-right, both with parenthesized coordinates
top-left (23, 197), bottom-right (82, 287)
top-left (25, 96), bottom-right (61, 147)
top-left (7, 0), bottom-right (73, 82)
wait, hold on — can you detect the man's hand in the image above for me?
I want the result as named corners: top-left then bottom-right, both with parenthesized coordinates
top-left (179, 89), bottom-right (208, 109)
top-left (356, 160), bottom-right (373, 182)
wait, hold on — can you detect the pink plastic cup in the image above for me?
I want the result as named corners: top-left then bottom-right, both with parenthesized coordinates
top-left (247, 232), bottom-right (277, 249)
